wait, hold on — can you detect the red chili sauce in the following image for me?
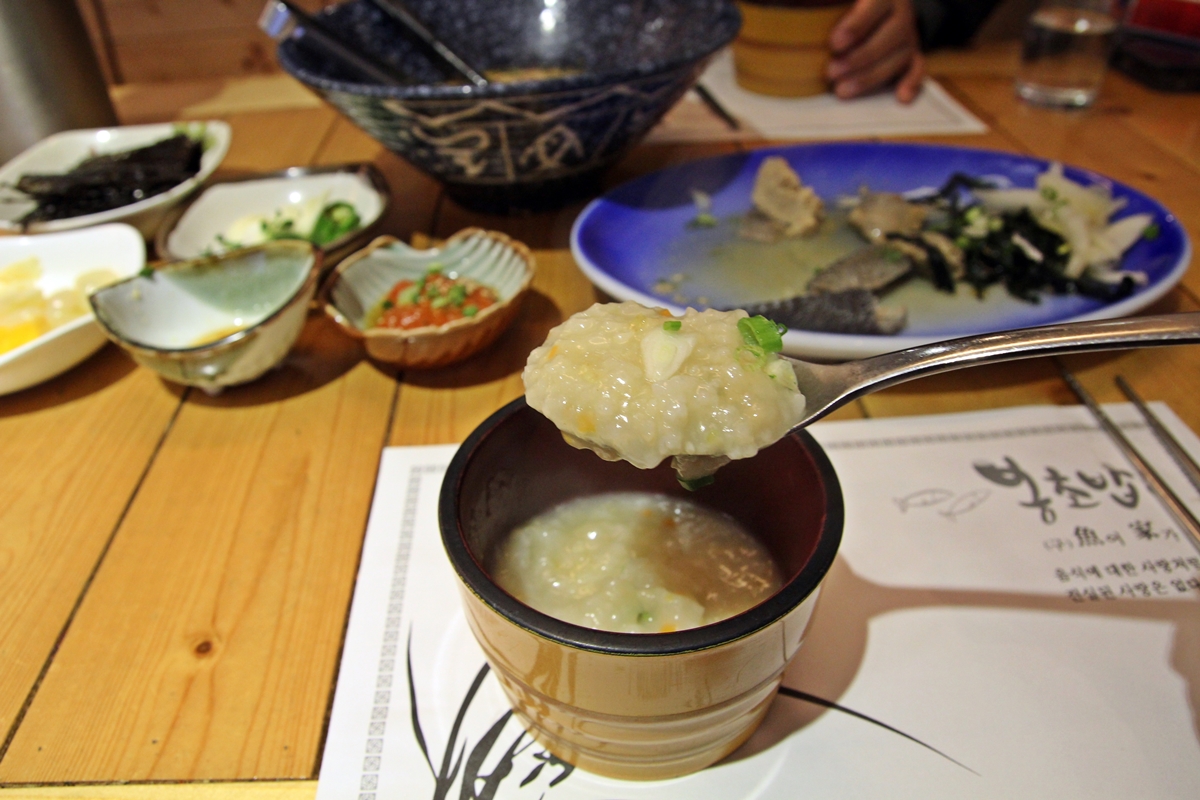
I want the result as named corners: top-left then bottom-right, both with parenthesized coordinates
top-left (371, 270), bottom-right (498, 330)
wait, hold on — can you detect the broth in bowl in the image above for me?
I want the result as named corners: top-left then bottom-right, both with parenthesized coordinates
top-left (491, 491), bottom-right (782, 634)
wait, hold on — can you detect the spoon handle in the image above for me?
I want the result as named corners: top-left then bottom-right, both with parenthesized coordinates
top-left (798, 312), bottom-right (1200, 424)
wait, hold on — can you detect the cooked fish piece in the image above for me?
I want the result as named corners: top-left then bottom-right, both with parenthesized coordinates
top-left (738, 208), bottom-right (786, 243)
top-left (807, 244), bottom-right (913, 294)
top-left (750, 156), bottom-right (824, 238)
top-left (733, 288), bottom-right (907, 336)
top-left (848, 191), bottom-right (928, 242)
top-left (920, 231), bottom-right (965, 278)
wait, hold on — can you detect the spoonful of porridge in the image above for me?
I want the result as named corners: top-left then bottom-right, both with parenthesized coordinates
top-left (522, 302), bottom-right (1200, 488)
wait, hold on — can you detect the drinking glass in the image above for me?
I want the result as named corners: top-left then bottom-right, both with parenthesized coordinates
top-left (1015, 0), bottom-right (1121, 108)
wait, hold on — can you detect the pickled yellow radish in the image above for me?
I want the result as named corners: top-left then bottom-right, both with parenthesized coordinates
top-left (0, 259), bottom-right (120, 355)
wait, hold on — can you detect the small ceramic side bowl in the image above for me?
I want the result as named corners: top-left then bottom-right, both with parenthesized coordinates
top-left (89, 240), bottom-right (319, 393)
top-left (155, 163), bottom-right (389, 268)
top-left (322, 228), bottom-right (535, 369)
top-left (439, 398), bottom-right (844, 780)
top-left (0, 121), bottom-right (231, 238)
top-left (0, 223), bottom-right (145, 396)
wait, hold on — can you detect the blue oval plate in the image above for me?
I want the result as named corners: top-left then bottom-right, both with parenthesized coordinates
top-left (570, 142), bottom-right (1190, 360)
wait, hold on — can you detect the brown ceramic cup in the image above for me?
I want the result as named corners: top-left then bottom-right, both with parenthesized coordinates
top-left (438, 397), bottom-right (843, 780)
top-left (733, 0), bottom-right (853, 97)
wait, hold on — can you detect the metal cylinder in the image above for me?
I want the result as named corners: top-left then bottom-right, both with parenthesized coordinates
top-left (0, 0), bottom-right (118, 162)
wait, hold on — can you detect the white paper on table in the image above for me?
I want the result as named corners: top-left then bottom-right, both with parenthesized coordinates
top-left (678, 47), bottom-right (988, 141)
top-left (317, 405), bottom-right (1200, 800)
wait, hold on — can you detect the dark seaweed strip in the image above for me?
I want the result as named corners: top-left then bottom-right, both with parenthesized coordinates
top-left (13, 134), bottom-right (203, 224)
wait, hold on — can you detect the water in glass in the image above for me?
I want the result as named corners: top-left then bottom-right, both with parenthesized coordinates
top-left (1016, 4), bottom-right (1118, 107)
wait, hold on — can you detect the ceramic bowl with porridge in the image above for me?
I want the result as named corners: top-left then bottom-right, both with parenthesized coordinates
top-left (438, 398), bottom-right (842, 780)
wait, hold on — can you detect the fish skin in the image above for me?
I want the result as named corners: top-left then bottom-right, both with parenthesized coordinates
top-left (938, 489), bottom-right (991, 520)
top-left (893, 488), bottom-right (954, 512)
top-left (733, 288), bottom-right (907, 336)
top-left (807, 244), bottom-right (914, 295)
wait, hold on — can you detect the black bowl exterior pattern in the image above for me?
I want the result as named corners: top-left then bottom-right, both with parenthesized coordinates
top-left (276, 0), bottom-right (741, 212)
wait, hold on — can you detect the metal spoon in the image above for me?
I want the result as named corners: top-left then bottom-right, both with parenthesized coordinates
top-left (784, 311), bottom-right (1200, 430)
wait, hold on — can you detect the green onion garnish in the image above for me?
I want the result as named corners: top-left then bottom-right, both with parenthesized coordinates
top-left (678, 474), bottom-right (715, 491)
top-left (309, 201), bottom-right (361, 246)
top-left (663, 320), bottom-right (682, 332)
top-left (448, 284), bottom-right (468, 306)
top-left (462, 304), bottom-right (478, 317)
top-left (1143, 222), bottom-right (1160, 241)
top-left (737, 315), bottom-right (784, 353)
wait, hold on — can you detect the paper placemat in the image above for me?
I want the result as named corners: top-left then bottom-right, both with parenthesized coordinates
top-left (317, 404), bottom-right (1200, 800)
top-left (649, 48), bottom-right (987, 143)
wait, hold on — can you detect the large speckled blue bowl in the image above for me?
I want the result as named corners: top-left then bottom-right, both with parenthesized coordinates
top-left (276, 0), bottom-right (741, 213)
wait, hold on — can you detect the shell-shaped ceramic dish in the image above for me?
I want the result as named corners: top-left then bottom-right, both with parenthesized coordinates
top-left (0, 121), bottom-right (231, 237)
top-left (323, 229), bottom-right (535, 368)
top-left (89, 240), bottom-right (319, 392)
top-left (155, 163), bottom-right (389, 268)
top-left (0, 223), bottom-right (146, 396)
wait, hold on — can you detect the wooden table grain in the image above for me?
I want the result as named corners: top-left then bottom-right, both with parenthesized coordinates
top-left (1, 42), bottom-right (1198, 797)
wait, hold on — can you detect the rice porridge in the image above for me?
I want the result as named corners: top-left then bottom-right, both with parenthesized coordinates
top-left (491, 492), bottom-right (782, 633)
top-left (522, 302), bottom-right (806, 484)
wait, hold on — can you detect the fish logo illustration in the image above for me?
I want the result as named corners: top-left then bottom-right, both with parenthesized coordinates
top-left (938, 489), bottom-right (991, 521)
top-left (893, 488), bottom-right (954, 512)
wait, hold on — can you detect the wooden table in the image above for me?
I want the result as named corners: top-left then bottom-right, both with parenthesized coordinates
top-left (1, 42), bottom-right (1198, 799)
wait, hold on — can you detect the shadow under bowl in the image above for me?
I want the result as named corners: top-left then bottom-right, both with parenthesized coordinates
top-left (89, 240), bottom-right (320, 392)
top-left (275, 0), bottom-right (741, 213)
top-left (439, 398), bottom-right (843, 780)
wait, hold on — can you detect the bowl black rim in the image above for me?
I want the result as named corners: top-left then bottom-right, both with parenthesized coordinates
top-left (276, 1), bottom-right (742, 102)
top-left (438, 396), bottom-right (844, 657)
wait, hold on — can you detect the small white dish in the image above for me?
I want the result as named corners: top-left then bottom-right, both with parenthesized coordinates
top-left (0, 121), bottom-right (231, 238)
top-left (0, 223), bottom-right (146, 396)
top-left (89, 241), bottom-right (319, 393)
top-left (157, 164), bottom-right (388, 263)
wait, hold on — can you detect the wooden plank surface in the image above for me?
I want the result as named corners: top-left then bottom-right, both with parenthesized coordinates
top-left (0, 355), bottom-right (180, 747)
top-left (0, 110), bottom-right (367, 784)
top-left (0, 781), bottom-right (314, 800)
top-left (0, 321), bottom-right (396, 783)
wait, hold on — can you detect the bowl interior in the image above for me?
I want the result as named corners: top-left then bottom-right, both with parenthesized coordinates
top-left (329, 232), bottom-right (531, 332)
top-left (91, 243), bottom-right (315, 351)
top-left (281, 0), bottom-right (741, 93)
top-left (164, 171), bottom-right (386, 259)
top-left (441, 399), bottom-right (843, 655)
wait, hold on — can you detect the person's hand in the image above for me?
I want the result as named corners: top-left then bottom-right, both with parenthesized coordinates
top-left (826, 0), bottom-right (925, 103)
